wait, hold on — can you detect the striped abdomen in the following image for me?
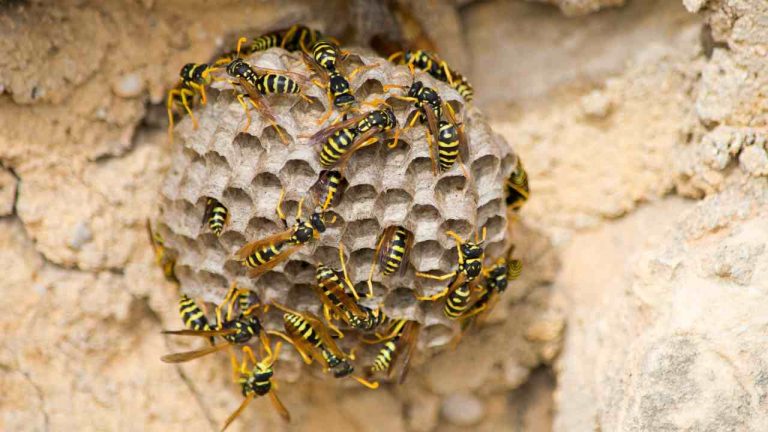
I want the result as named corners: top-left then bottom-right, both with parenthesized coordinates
top-left (371, 339), bottom-right (397, 372)
top-left (436, 120), bottom-right (460, 172)
top-left (284, 313), bottom-right (323, 348)
top-left (316, 266), bottom-right (345, 308)
top-left (248, 32), bottom-right (283, 53)
top-left (444, 283), bottom-right (473, 319)
top-left (320, 128), bottom-right (358, 167)
top-left (244, 242), bottom-right (284, 268)
top-left (313, 40), bottom-right (338, 71)
top-left (205, 198), bottom-right (227, 236)
top-left (179, 295), bottom-right (211, 331)
top-left (451, 72), bottom-right (474, 102)
top-left (383, 227), bottom-right (409, 275)
top-left (256, 74), bottom-right (300, 95)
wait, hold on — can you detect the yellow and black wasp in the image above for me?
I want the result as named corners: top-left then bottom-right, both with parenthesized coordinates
top-left (161, 283), bottom-right (271, 379)
top-left (146, 220), bottom-right (178, 283)
top-left (365, 319), bottom-right (421, 384)
top-left (166, 62), bottom-right (220, 142)
top-left (461, 247), bottom-right (522, 323)
top-left (309, 170), bottom-right (347, 211)
top-left (313, 244), bottom-right (387, 331)
top-left (221, 344), bottom-right (290, 431)
top-left (223, 37), bottom-right (312, 144)
top-left (388, 50), bottom-right (474, 102)
top-left (505, 158), bottom-right (529, 211)
top-left (415, 227), bottom-right (487, 319)
top-left (385, 79), bottom-right (469, 175)
top-left (366, 226), bottom-right (413, 294)
top-left (268, 303), bottom-right (379, 389)
top-left (302, 39), bottom-right (378, 125)
top-left (281, 24), bottom-right (327, 55)
top-left (202, 197), bottom-right (229, 237)
top-left (234, 189), bottom-right (329, 278)
top-left (307, 104), bottom-right (399, 171)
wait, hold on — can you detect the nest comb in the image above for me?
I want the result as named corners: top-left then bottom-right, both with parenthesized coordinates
top-left (157, 47), bottom-right (518, 375)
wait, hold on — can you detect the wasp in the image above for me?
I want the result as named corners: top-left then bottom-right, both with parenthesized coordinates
top-left (388, 50), bottom-right (474, 101)
top-left (281, 24), bottom-right (327, 55)
top-left (202, 197), bottom-right (229, 237)
top-left (307, 105), bottom-right (399, 171)
top-left (384, 79), bottom-right (469, 175)
top-left (415, 228), bottom-right (487, 319)
top-left (366, 226), bottom-right (413, 294)
top-left (223, 38), bottom-right (312, 145)
top-left (268, 303), bottom-right (379, 389)
top-left (302, 40), bottom-right (377, 125)
top-left (461, 248), bottom-right (522, 323)
top-left (365, 319), bottom-right (421, 384)
top-left (221, 344), bottom-right (290, 431)
top-left (309, 170), bottom-right (347, 211)
top-left (314, 244), bottom-right (385, 330)
top-left (161, 283), bottom-right (271, 379)
top-left (166, 62), bottom-right (221, 142)
top-left (506, 157), bottom-right (529, 211)
top-left (234, 189), bottom-right (328, 278)
top-left (146, 220), bottom-right (178, 283)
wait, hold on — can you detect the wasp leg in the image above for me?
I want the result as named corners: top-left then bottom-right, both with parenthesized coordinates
top-left (322, 304), bottom-right (344, 338)
top-left (178, 88), bottom-right (198, 129)
top-left (415, 271), bottom-right (457, 282)
top-left (235, 93), bottom-right (252, 132)
top-left (352, 376), bottom-right (380, 389)
top-left (268, 330), bottom-right (314, 365)
top-left (426, 126), bottom-right (438, 175)
top-left (366, 234), bottom-right (386, 298)
top-left (189, 81), bottom-right (208, 105)
top-left (338, 243), bottom-right (362, 300)
top-left (275, 188), bottom-right (288, 228)
top-left (346, 63), bottom-right (378, 80)
top-left (415, 287), bottom-right (450, 301)
top-left (228, 345), bottom-right (240, 382)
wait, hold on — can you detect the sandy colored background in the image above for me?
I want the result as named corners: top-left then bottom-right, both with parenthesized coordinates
top-left (1, 0), bottom-right (767, 431)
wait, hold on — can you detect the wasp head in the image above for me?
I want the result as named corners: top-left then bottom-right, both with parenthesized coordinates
top-left (331, 359), bottom-right (355, 378)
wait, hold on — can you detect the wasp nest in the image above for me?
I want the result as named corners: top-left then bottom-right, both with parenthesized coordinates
top-left (157, 46), bottom-right (518, 374)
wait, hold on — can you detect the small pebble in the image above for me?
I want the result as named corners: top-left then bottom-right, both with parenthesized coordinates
top-left (113, 72), bottom-right (144, 98)
top-left (441, 393), bottom-right (485, 426)
top-left (69, 221), bottom-right (93, 250)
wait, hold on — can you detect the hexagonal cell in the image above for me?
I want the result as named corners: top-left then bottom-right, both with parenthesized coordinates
top-left (220, 187), bottom-right (253, 232)
top-left (336, 183), bottom-right (377, 221)
top-left (279, 159), bottom-right (317, 195)
top-left (243, 216), bottom-right (281, 244)
top-left (347, 247), bottom-right (374, 285)
top-left (283, 258), bottom-right (315, 284)
top-left (344, 142), bottom-right (382, 183)
top-left (250, 172), bottom-right (283, 218)
top-left (383, 287), bottom-right (421, 320)
top-left (438, 219), bottom-right (474, 246)
top-left (374, 189), bottom-right (413, 225)
top-left (354, 78), bottom-right (384, 103)
top-left (410, 239), bottom-right (443, 273)
top-left (342, 218), bottom-right (380, 253)
top-left (407, 204), bottom-right (441, 244)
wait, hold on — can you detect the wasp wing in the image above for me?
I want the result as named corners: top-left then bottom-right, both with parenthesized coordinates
top-left (162, 328), bottom-right (237, 337)
top-left (306, 113), bottom-right (365, 148)
top-left (161, 341), bottom-right (229, 363)
top-left (234, 229), bottom-right (295, 261)
top-left (221, 394), bottom-right (253, 432)
top-left (390, 321), bottom-right (421, 384)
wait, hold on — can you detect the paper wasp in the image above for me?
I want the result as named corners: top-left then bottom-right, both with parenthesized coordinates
top-left (506, 158), bottom-right (530, 211)
top-left (221, 344), bottom-right (290, 431)
top-left (222, 37), bottom-right (312, 144)
top-left (307, 104), bottom-right (398, 171)
top-left (146, 219), bottom-right (178, 283)
top-left (366, 226), bottom-right (413, 294)
top-left (313, 243), bottom-right (385, 330)
top-left (234, 189), bottom-right (328, 278)
top-left (415, 227), bottom-right (487, 319)
top-left (461, 248), bottom-right (522, 324)
top-left (309, 170), bottom-right (347, 211)
top-left (202, 197), bottom-right (229, 237)
top-left (161, 283), bottom-right (271, 379)
top-left (384, 73), bottom-right (469, 175)
top-left (365, 318), bottom-right (421, 384)
top-left (166, 62), bottom-right (219, 142)
top-left (388, 50), bottom-right (474, 102)
top-left (302, 39), bottom-right (377, 125)
top-left (268, 303), bottom-right (379, 389)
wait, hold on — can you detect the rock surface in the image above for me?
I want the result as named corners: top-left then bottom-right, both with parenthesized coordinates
top-left (2, 0), bottom-right (768, 431)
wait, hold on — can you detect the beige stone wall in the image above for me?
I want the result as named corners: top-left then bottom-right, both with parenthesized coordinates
top-left (2, 1), bottom-right (767, 431)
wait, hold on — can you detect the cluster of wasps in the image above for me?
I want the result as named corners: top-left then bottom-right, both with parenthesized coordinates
top-left (152, 23), bottom-right (531, 431)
